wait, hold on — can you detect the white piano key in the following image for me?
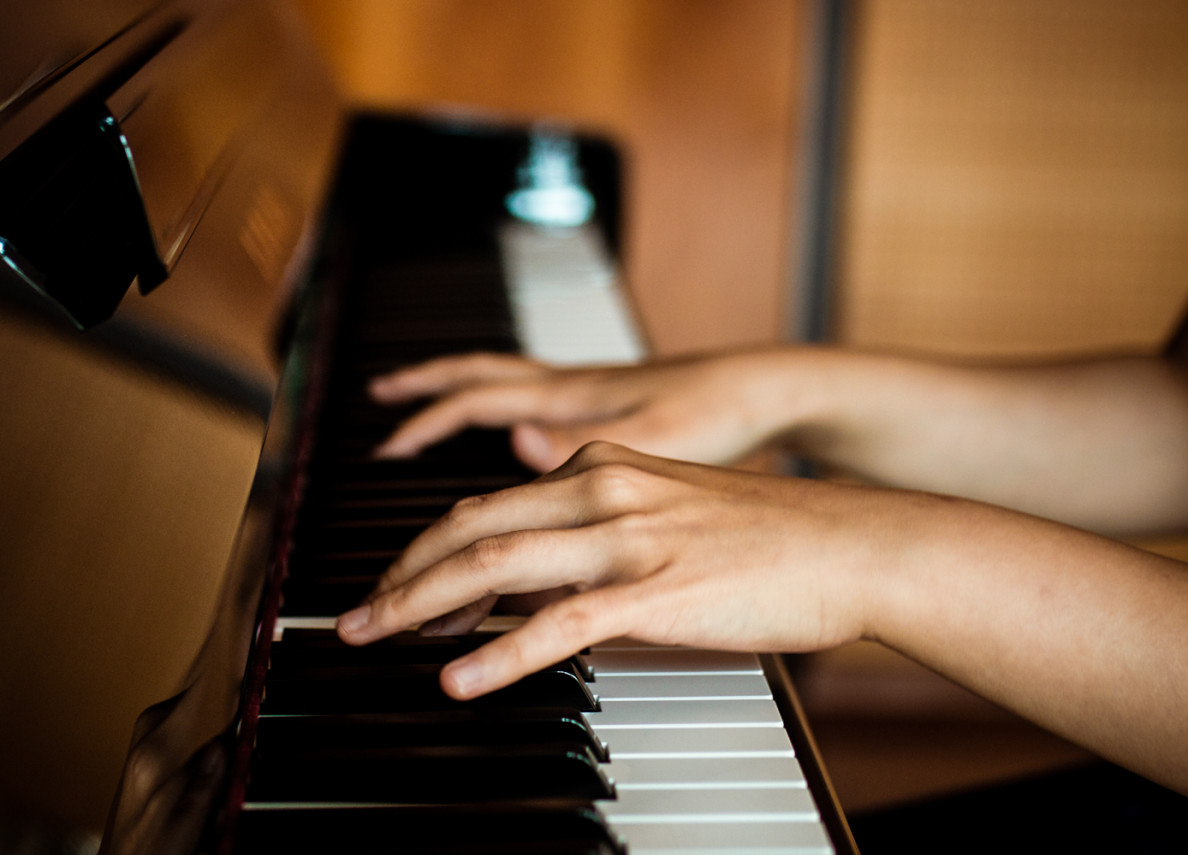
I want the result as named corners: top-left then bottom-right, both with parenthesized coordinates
top-left (605, 755), bottom-right (807, 788)
top-left (272, 616), bottom-right (334, 640)
top-left (602, 786), bottom-right (817, 819)
top-left (593, 673), bottom-right (773, 701)
top-left (588, 698), bottom-right (786, 729)
top-left (606, 725), bottom-right (794, 756)
top-left (498, 221), bottom-right (646, 365)
top-left (616, 816), bottom-right (833, 854)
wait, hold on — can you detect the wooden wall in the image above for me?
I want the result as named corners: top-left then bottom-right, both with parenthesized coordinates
top-left (286, 0), bottom-right (809, 357)
top-left (833, 0), bottom-right (1188, 359)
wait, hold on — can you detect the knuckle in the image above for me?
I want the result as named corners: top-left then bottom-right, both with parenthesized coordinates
top-left (584, 461), bottom-right (648, 512)
top-left (543, 592), bottom-right (615, 648)
top-left (553, 599), bottom-right (598, 641)
top-left (124, 744), bottom-right (164, 801)
top-left (449, 491), bottom-right (494, 517)
top-left (570, 439), bottom-right (622, 466)
top-left (497, 629), bottom-right (535, 675)
top-left (464, 532), bottom-right (519, 577)
top-left (372, 587), bottom-right (409, 623)
top-left (439, 491), bottom-right (496, 533)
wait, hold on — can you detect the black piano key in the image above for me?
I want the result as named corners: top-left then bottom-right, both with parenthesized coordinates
top-left (294, 518), bottom-right (432, 555)
top-left (350, 316), bottom-right (515, 346)
top-left (246, 741), bottom-right (613, 803)
top-left (320, 472), bottom-right (527, 500)
top-left (355, 256), bottom-right (508, 292)
top-left (331, 334), bottom-right (519, 373)
top-left (305, 447), bottom-right (532, 493)
top-left (255, 708), bottom-right (608, 761)
top-left (279, 576), bottom-right (377, 614)
top-left (233, 803), bottom-right (625, 855)
top-left (270, 630), bottom-right (594, 681)
top-left (314, 428), bottom-right (525, 470)
top-left (286, 552), bottom-right (393, 580)
top-left (308, 495), bottom-right (463, 523)
top-left (260, 661), bottom-right (598, 714)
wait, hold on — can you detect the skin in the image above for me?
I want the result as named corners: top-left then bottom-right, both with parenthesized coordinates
top-left (368, 348), bottom-right (1188, 536)
top-left (339, 347), bottom-right (1188, 795)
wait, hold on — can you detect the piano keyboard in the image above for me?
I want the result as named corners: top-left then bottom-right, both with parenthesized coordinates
top-left (498, 220), bottom-right (647, 365)
top-left (256, 617), bottom-right (833, 853)
top-left (228, 171), bottom-right (843, 852)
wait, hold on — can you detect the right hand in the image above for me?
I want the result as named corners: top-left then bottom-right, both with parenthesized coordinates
top-left (338, 440), bottom-right (882, 698)
top-left (369, 349), bottom-right (809, 471)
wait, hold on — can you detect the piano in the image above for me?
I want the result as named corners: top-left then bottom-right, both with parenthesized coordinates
top-left (0, 0), bottom-right (858, 852)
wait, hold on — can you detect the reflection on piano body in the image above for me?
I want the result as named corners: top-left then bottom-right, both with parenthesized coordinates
top-left (0, 0), bottom-right (856, 852)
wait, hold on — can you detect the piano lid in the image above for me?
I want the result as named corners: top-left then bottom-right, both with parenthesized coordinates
top-left (0, 0), bottom-right (343, 839)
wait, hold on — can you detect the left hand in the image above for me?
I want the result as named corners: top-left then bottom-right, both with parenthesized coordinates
top-left (337, 441), bottom-right (899, 699)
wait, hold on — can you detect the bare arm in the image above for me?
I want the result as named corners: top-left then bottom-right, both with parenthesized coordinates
top-left (369, 347), bottom-right (1188, 536)
top-left (784, 350), bottom-right (1188, 537)
top-left (337, 442), bottom-right (1188, 794)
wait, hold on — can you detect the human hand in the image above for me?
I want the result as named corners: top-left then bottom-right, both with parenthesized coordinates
top-left (368, 349), bottom-right (810, 471)
top-left (336, 441), bottom-right (895, 699)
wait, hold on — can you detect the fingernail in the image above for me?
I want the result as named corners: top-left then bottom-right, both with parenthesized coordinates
top-left (442, 658), bottom-right (481, 698)
top-left (419, 617), bottom-right (445, 636)
top-left (337, 603), bottom-right (371, 636)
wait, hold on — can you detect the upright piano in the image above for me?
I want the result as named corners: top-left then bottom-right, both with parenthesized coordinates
top-left (0, 0), bottom-right (857, 852)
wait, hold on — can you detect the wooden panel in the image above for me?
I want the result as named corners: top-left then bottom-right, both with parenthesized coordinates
top-left (834, 0), bottom-right (1188, 358)
top-left (0, 316), bottom-right (264, 829)
top-left (286, 0), bottom-right (808, 356)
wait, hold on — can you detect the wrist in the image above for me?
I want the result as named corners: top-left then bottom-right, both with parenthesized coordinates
top-left (832, 484), bottom-right (978, 649)
top-left (749, 346), bottom-right (860, 458)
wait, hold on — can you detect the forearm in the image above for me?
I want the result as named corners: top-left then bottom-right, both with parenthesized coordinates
top-left (776, 350), bottom-right (1188, 536)
top-left (864, 493), bottom-right (1188, 794)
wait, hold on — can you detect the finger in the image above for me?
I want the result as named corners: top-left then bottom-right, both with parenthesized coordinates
top-left (512, 410), bottom-right (682, 472)
top-left (361, 476), bottom-right (594, 614)
top-left (439, 586), bottom-right (640, 699)
top-left (373, 382), bottom-right (558, 458)
top-left (337, 524), bottom-right (620, 646)
top-left (508, 423), bottom-right (567, 471)
top-left (369, 352), bottom-right (545, 403)
top-left (418, 595), bottom-right (498, 636)
top-left (387, 475), bottom-right (604, 585)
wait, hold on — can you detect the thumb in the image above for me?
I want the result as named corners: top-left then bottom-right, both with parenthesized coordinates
top-left (512, 420), bottom-right (653, 471)
top-left (510, 423), bottom-right (572, 471)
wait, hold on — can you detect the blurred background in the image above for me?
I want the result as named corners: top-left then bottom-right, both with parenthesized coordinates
top-left (286, 0), bottom-right (1188, 815)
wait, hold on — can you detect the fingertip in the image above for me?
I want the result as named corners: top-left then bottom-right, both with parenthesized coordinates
top-left (440, 657), bottom-right (483, 700)
top-left (372, 441), bottom-right (406, 460)
top-left (372, 430), bottom-right (419, 460)
top-left (335, 603), bottom-right (372, 644)
top-left (367, 374), bottom-right (402, 402)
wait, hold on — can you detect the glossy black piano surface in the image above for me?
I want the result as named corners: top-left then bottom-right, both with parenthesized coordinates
top-left (0, 1), bottom-right (855, 852)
